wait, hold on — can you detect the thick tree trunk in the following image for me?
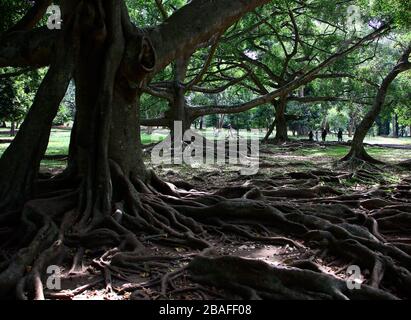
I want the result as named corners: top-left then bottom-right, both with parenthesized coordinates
top-left (167, 97), bottom-right (192, 134)
top-left (274, 96), bottom-right (288, 143)
top-left (109, 90), bottom-right (147, 179)
top-left (0, 0), bottom-right (278, 300)
top-left (167, 57), bottom-right (193, 134)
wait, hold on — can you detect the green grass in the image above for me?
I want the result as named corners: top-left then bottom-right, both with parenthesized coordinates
top-left (295, 145), bottom-right (411, 164)
top-left (0, 144), bottom-right (7, 155)
top-left (294, 132), bottom-right (411, 145)
top-left (0, 128), bottom-right (11, 135)
top-left (1, 128), bottom-right (411, 170)
top-left (141, 132), bottom-right (167, 144)
top-left (46, 129), bottom-right (71, 155)
top-left (367, 147), bottom-right (411, 163)
top-left (295, 145), bottom-right (350, 158)
top-left (363, 136), bottom-right (411, 145)
top-left (0, 128), bottom-right (168, 169)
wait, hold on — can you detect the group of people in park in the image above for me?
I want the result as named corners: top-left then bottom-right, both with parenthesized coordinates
top-left (308, 129), bottom-right (344, 142)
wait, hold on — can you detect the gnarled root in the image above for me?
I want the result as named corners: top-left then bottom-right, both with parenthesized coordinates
top-left (1, 163), bottom-right (411, 300)
top-left (188, 255), bottom-right (398, 300)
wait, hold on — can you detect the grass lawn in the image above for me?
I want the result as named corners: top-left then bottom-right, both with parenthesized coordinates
top-left (0, 128), bottom-right (169, 169)
top-left (141, 132), bottom-right (167, 144)
top-left (0, 129), bottom-right (71, 170)
top-left (294, 132), bottom-right (411, 145)
top-left (295, 145), bottom-right (411, 164)
top-left (1, 127), bottom-right (410, 170)
top-left (363, 136), bottom-right (411, 145)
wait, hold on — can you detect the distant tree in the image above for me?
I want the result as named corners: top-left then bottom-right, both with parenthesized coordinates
top-left (0, 77), bottom-right (25, 136)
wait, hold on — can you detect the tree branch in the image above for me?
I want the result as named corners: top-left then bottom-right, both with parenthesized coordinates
top-left (5, 0), bottom-right (52, 34)
top-left (184, 34), bottom-right (222, 92)
top-left (141, 85), bottom-right (173, 101)
top-left (141, 117), bottom-right (169, 127)
top-left (149, 0), bottom-right (271, 74)
top-left (190, 25), bottom-right (389, 117)
top-left (155, 0), bottom-right (169, 20)
top-left (288, 96), bottom-right (372, 105)
top-left (0, 27), bottom-right (57, 68)
top-left (0, 68), bottom-right (33, 79)
top-left (190, 72), bottom-right (249, 94)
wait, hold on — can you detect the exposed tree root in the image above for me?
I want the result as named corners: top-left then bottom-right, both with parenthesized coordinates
top-left (338, 147), bottom-right (385, 170)
top-left (1, 161), bottom-right (411, 300)
top-left (188, 255), bottom-right (398, 300)
top-left (398, 159), bottom-right (411, 170)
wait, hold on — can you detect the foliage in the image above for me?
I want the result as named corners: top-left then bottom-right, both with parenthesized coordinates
top-left (1, 0), bottom-right (410, 137)
top-left (0, 77), bottom-right (22, 122)
top-left (53, 104), bottom-right (72, 126)
top-left (0, 0), bottom-right (31, 32)
top-left (327, 107), bottom-right (350, 132)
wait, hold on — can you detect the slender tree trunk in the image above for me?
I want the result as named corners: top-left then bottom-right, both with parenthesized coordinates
top-left (392, 113), bottom-right (399, 138)
top-left (144, 111), bottom-right (153, 134)
top-left (10, 121), bottom-right (15, 137)
top-left (348, 115), bottom-right (355, 137)
top-left (263, 101), bottom-right (278, 142)
top-left (0, 37), bottom-right (74, 210)
top-left (263, 119), bottom-right (276, 142)
top-left (399, 125), bottom-right (405, 137)
top-left (218, 115), bottom-right (225, 130)
top-left (167, 57), bottom-right (193, 134)
top-left (342, 45), bottom-right (411, 163)
top-left (379, 118), bottom-right (391, 136)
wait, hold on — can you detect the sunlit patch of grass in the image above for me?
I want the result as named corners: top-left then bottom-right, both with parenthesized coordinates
top-left (293, 145), bottom-right (411, 164)
top-left (381, 172), bottom-right (402, 184)
top-left (366, 147), bottom-right (411, 163)
top-left (296, 134), bottom-right (411, 146)
top-left (141, 132), bottom-right (166, 144)
top-left (2, 128), bottom-right (411, 173)
top-left (46, 129), bottom-right (71, 155)
top-left (0, 128), bottom-right (11, 135)
top-left (40, 159), bottom-right (67, 170)
top-left (295, 146), bottom-right (350, 159)
top-left (0, 143), bottom-right (8, 154)
top-left (0, 129), bottom-right (71, 159)
top-left (364, 136), bottom-right (411, 145)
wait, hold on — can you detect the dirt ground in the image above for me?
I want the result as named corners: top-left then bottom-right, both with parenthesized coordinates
top-left (37, 142), bottom-right (411, 300)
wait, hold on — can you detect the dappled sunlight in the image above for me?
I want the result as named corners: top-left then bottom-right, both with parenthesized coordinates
top-left (364, 136), bottom-right (411, 145)
top-left (1, 0), bottom-right (410, 302)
